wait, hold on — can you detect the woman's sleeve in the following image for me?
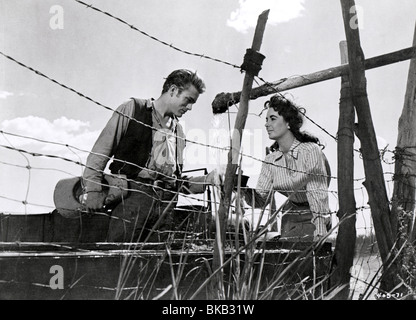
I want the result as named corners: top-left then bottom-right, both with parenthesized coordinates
top-left (305, 145), bottom-right (331, 237)
top-left (247, 155), bottom-right (274, 208)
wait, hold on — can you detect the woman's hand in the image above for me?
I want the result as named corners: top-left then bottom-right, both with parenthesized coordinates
top-left (205, 169), bottom-right (223, 187)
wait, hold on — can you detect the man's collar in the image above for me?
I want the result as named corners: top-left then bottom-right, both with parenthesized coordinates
top-left (145, 99), bottom-right (154, 110)
top-left (149, 99), bottom-right (178, 130)
top-left (148, 98), bottom-right (178, 121)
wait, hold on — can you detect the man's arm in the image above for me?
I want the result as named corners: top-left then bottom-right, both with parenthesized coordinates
top-left (240, 187), bottom-right (269, 209)
top-left (82, 100), bottom-right (134, 193)
top-left (179, 170), bottom-right (222, 194)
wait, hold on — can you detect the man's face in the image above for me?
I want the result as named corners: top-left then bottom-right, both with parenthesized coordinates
top-left (169, 85), bottom-right (200, 118)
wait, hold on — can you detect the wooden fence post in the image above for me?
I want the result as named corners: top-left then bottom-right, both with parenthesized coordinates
top-left (211, 10), bottom-right (269, 296)
top-left (391, 22), bottom-right (416, 242)
top-left (340, 0), bottom-right (400, 293)
top-left (329, 40), bottom-right (357, 299)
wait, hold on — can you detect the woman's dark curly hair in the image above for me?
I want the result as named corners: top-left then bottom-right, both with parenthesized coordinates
top-left (265, 94), bottom-right (321, 152)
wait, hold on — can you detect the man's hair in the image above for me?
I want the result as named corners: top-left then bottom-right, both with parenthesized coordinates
top-left (162, 69), bottom-right (206, 94)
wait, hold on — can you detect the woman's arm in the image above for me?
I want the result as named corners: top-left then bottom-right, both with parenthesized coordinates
top-left (242, 154), bottom-right (275, 208)
top-left (304, 145), bottom-right (331, 238)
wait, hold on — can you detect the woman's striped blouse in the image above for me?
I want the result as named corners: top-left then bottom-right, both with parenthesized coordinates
top-left (256, 139), bottom-right (330, 237)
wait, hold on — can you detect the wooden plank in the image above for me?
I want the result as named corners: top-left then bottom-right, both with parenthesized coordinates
top-left (212, 46), bottom-right (416, 113)
top-left (0, 240), bottom-right (332, 300)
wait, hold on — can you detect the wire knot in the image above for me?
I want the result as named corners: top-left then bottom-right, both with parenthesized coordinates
top-left (240, 48), bottom-right (265, 76)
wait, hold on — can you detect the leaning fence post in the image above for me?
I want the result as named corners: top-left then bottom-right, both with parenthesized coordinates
top-left (340, 0), bottom-right (400, 293)
top-left (391, 22), bottom-right (416, 242)
top-left (211, 9), bottom-right (269, 296)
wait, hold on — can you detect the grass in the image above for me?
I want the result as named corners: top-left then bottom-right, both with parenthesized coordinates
top-left (3, 174), bottom-right (412, 300)
top-left (111, 180), bottom-right (337, 300)
top-left (110, 202), bottom-right (416, 300)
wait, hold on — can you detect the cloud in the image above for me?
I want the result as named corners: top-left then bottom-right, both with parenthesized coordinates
top-left (227, 0), bottom-right (306, 33)
top-left (0, 91), bottom-right (38, 99)
top-left (0, 90), bottom-right (14, 99)
top-left (0, 116), bottom-right (100, 160)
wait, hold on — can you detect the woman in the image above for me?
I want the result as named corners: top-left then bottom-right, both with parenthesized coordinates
top-left (245, 94), bottom-right (331, 241)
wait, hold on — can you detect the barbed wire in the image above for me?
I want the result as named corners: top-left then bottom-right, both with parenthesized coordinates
top-left (0, 4), bottom-right (405, 301)
top-left (0, 53), bottom-right (257, 175)
top-left (0, 143), bottom-right (218, 207)
top-left (0, 48), bottom-right (356, 183)
top-left (1, 128), bottom-right (382, 213)
top-left (1, 130), bottom-right (32, 216)
top-left (253, 75), bottom-right (366, 156)
top-left (0, 158), bottom-right (82, 178)
top-left (0, 3), bottom-right (402, 186)
top-left (2, 139), bottom-right (340, 217)
top-left (64, 1), bottom-right (349, 159)
top-left (0, 141), bottom-right (342, 212)
top-left (0, 113), bottom-right (337, 182)
top-left (0, 140), bottom-right (384, 300)
top-left (3, 127), bottom-right (405, 202)
top-left (0, 141), bottom-right (389, 218)
top-left (0, 51), bottom-right (232, 154)
top-left (0, 194), bottom-right (54, 210)
top-left (0, 18), bottom-right (402, 207)
top-left (0, 129), bottom-right (224, 188)
top-left (74, 0), bottom-right (240, 70)
top-left (2, 50), bottom-right (335, 179)
top-left (72, 0), bottom-right (360, 152)
top-left (0, 50), bottom-right (403, 222)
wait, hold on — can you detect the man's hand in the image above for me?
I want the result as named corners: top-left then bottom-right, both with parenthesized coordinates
top-left (84, 191), bottom-right (107, 211)
top-left (312, 214), bottom-right (331, 241)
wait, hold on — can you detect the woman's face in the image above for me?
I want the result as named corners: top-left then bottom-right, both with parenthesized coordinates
top-left (265, 108), bottom-right (290, 141)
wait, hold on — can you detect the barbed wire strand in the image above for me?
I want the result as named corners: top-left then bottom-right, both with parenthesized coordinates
top-left (72, 0), bottom-right (356, 158)
top-left (2, 50), bottom-right (387, 182)
top-left (0, 5), bottom-right (398, 299)
top-left (74, 0), bottom-right (240, 70)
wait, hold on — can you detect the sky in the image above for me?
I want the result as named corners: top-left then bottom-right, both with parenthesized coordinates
top-left (0, 0), bottom-right (415, 233)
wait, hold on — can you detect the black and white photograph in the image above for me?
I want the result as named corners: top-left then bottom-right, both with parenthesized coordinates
top-left (0, 0), bottom-right (415, 306)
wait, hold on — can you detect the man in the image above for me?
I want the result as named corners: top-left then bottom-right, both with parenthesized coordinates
top-left (82, 69), bottom-right (219, 242)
